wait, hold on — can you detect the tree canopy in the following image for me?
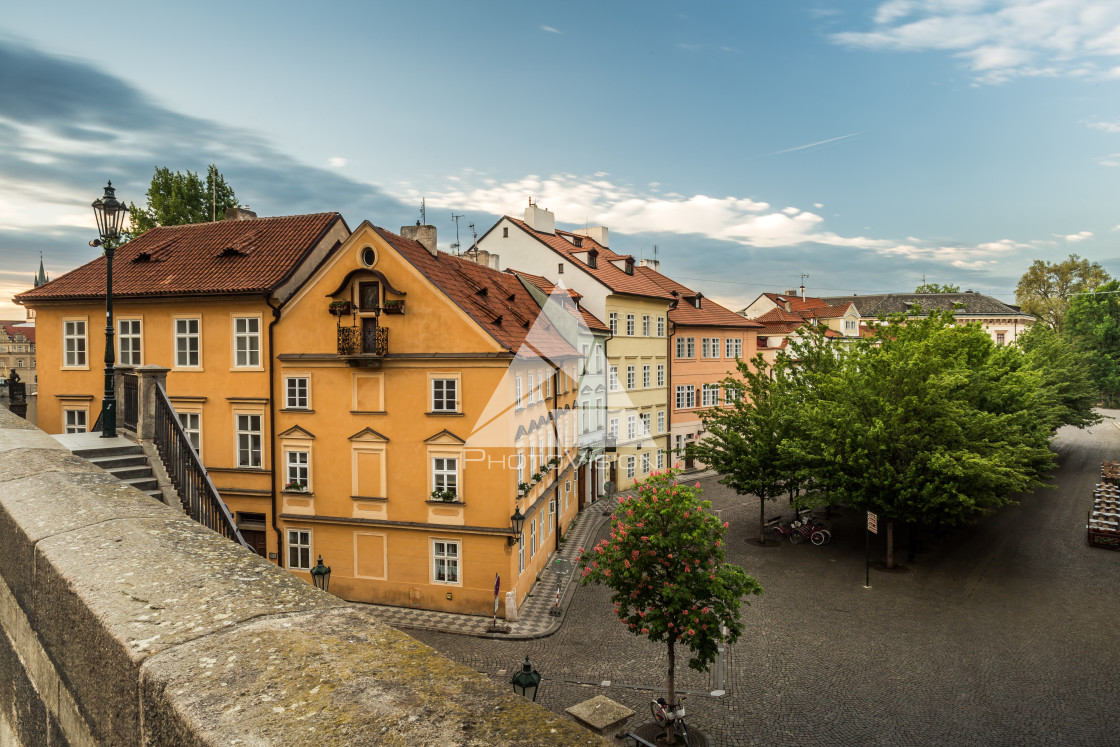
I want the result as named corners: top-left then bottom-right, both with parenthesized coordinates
top-left (914, 282), bottom-right (961, 293)
top-left (126, 165), bottom-right (238, 239)
top-left (1064, 279), bottom-right (1120, 407)
top-left (579, 470), bottom-right (761, 741)
top-left (1015, 254), bottom-right (1111, 334)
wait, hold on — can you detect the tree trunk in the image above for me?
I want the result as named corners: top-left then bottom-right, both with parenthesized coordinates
top-left (886, 520), bottom-right (895, 569)
top-left (758, 498), bottom-right (767, 544)
top-left (666, 638), bottom-right (676, 744)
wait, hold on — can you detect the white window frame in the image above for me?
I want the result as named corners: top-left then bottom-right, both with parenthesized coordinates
top-left (63, 408), bottom-right (87, 434)
top-left (641, 452), bottom-right (650, 474)
top-left (626, 456), bottom-right (636, 479)
top-left (288, 529), bottom-right (311, 570)
top-left (657, 364), bottom-right (665, 387)
top-left (640, 412), bottom-right (651, 436)
top-left (657, 316), bottom-right (665, 336)
top-left (609, 312), bottom-right (618, 334)
top-left (676, 385), bottom-right (696, 410)
top-left (432, 457), bottom-right (459, 498)
top-left (233, 315), bottom-right (261, 368)
top-left (608, 417), bottom-right (619, 440)
top-left (657, 410), bottom-right (665, 434)
top-left (642, 365), bottom-right (651, 388)
top-left (285, 376), bottom-right (310, 409)
top-left (117, 318), bottom-right (142, 366)
top-left (177, 410), bottom-right (202, 456)
top-left (609, 366), bottom-right (619, 392)
top-left (642, 315), bottom-right (651, 336)
top-left (62, 318), bottom-right (87, 369)
top-left (236, 413), bottom-right (263, 468)
top-left (626, 314), bottom-right (635, 336)
top-left (174, 316), bottom-right (201, 369)
top-left (656, 449), bottom-right (665, 469)
top-left (530, 518), bottom-right (537, 558)
top-left (431, 376), bottom-right (459, 413)
top-left (549, 498), bottom-right (556, 532)
top-left (702, 383), bottom-right (720, 407)
top-left (515, 376), bottom-right (523, 408)
top-left (518, 533), bottom-right (525, 574)
top-left (626, 365), bottom-right (635, 390)
top-left (286, 450), bottom-right (310, 491)
top-left (432, 539), bottom-right (461, 585)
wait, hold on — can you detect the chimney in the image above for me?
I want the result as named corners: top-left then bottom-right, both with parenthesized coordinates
top-left (523, 204), bottom-right (555, 234)
top-left (225, 206), bottom-right (257, 221)
top-left (489, 253), bottom-right (500, 270)
top-left (573, 226), bottom-right (609, 248)
top-left (639, 258), bottom-right (660, 271)
top-left (799, 284), bottom-right (805, 299)
top-left (783, 300), bottom-right (792, 312)
top-left (401, 223), bottom-right (438, 257)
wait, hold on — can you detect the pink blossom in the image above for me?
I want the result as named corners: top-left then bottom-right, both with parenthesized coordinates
top-left (641, 627), bottom-right (649, 634)
top-left (702, 606), bottom-right (709, 614)
top-left (724, 521), bottom-right (730, 529)
top-left (688, 628), bottom-right (695, 636)
top-left (604, 569), bottom-right (612, 577)
top-left (624, 559), bottom-right (631, 568)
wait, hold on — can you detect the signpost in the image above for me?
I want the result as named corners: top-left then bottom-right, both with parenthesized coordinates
top-left (865, 511), bottom-right (878, 589)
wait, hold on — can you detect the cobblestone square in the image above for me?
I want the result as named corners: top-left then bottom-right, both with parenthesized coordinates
top-left (408, 415), bottom-right (1120, 746)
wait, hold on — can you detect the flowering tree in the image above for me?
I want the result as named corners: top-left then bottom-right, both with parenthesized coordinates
top-left (578, 469), bottom-right (761, 742)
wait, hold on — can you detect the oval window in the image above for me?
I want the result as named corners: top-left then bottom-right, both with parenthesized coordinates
top-left (361, 247), bottom-right (376, 267)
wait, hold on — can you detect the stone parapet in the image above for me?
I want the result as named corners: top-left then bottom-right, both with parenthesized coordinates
top-left (0, 409), bottom-right (606, 746)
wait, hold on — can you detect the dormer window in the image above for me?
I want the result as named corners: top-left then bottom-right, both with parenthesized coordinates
top-left (573, 236), bottom-right (583, 247)
top-left (587, 249), bottom-right (598, 269)
top-left (624, 257), bottom-right (634, 275)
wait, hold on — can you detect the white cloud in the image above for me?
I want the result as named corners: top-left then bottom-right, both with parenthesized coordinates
top-left (411, 172), bottom-right (1044, 268)
top-left (1087, 121), bottom-right (1120, 133)
top-left (540, 25), bottom-right (563, 35)
top-left (1100, 153), bottom-right (1120, 167)
top-left (328, 157), bottom-right (347, 168)
top-left (833, 1), bottom-right (1120, 83)
top-left (1062, 230), bottom-right (1094, 242)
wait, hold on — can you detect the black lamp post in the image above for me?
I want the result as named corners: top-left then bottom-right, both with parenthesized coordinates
top-left (90, 181), bottom-right (127, 439)
top-left (510, 656), bottom-right (541, 701)
top-left (508, 506), bottom-right (526, 547)
top-left (310, 555), bottom-right (331, 591)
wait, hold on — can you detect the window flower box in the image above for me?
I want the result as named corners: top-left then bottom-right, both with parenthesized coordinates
top-left (285, 481), bottom-right (308, 493)
top-left (382, 299), bottom-right (405, 315)
top-left (328, 300), bottom-right (352, 316)
top-left (430, 488), bottom-right (458, 503)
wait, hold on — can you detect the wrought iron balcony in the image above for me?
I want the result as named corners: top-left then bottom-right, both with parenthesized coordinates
top-left (338, 324), bottom-right (389, 356)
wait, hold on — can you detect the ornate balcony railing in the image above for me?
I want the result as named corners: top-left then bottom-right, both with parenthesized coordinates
top-left (338, 325), bottom-right (389, 356)
top-left (153, 384), bottom-right (250, 550)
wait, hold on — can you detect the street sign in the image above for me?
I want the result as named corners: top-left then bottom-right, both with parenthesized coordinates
top-left (867, 511), bottom-right (878, 534)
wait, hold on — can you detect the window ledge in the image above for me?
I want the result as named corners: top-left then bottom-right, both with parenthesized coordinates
top-left (426, 500), bottom-right (465, 506)
top-left (351, 495), bottom-right (388, 502)
top-left (280, 408), bottom-right (315, 413)
top-left (283, 490), bottom-right (314, 496)
top-left (426, 411), bottom-right (464, 416)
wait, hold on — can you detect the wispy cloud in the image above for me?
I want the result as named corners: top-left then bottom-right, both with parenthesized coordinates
top-left (328, 157), bottom-right (347, 168)
top-left (1100, 153), bottom-right (1120, 167)
top-left (1062, 230), bottom-right (1094, 242)
top-left (758, 132), bottom-right (862, 157)
top-left (1087, 121), bottom-right (1120, 133)
top-left (540, 25), bottom-right (563, 35)
top-left (832, 1), bottom-right (1120, 84)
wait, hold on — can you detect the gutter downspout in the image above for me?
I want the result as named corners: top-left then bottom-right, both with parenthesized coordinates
top-left (267, 294), bottom-right (284, 566)
top-left (667, 319), bottom-right (675, 466)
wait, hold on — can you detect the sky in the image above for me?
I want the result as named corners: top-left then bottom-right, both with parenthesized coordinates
top-left (2, 0), bottom-right (1120, 317)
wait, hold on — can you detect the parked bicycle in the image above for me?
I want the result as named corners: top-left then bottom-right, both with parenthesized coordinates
top-left (792, 516), bottom-right (831, 546)
top-left (651, 695), bottom-right (692, 746)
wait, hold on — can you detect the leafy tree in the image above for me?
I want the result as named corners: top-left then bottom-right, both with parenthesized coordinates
top-left (789, 311), bottom-right (1053, 567)
top-left (1014, 323), bottom-right (1101, 428)
top-left (578, 470), bottom-right (761, 743)
top-left (1015, 254), bottom-right (1111, 334)
top-left (1065, 279), bottom-right (1120, 407)
top-left (687, 354), bottom-right (800, 544)
top-left (126, 164), bottom-right (238, 239)
top-left (914, 282), bottom-right (961, 293)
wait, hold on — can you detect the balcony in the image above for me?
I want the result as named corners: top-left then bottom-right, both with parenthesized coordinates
top-left (338, 324), bottom-right (389, 360)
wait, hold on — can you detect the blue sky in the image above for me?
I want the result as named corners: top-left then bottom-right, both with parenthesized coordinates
top-left (3, 0), bottom-right (1120, 316)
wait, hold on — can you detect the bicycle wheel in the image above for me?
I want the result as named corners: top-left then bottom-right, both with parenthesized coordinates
top-left (766, 527), bottom-right (784, 542)
top-left (675, 720), bottom-right (693, 747)
top-left (811, 530), bottom-right (827, 546)
top-left (790, 530), bottom-right (805, 544)
top-left (651, 699), bottom-right (668, 727)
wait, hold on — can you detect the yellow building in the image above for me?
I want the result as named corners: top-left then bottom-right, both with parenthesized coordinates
top-left (18, 213), bottom-right (583, 616)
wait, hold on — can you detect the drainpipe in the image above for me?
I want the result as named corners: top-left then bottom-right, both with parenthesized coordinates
top-left (553, 358), bottom-right (561, 553)
top-left (267, 294), bottom-right (284, 566)
top-left (667, 319), bottom-right (675, 466)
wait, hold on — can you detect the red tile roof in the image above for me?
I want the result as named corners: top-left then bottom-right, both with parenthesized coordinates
top-left (0, 322), bottom-right (35, 344)
top-left (637, 268), bottom-right (761, 329)
top-left (374, 227), bottom-right (580, 360)
top-left (511, 271), bottom-right (610, 333)
top-left (504, 217), bottom-right (676, 301)
top-left (15, 214), bottom-right (345, 302)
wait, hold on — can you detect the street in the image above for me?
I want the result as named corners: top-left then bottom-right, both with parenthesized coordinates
top-left (408, 413), bottom-right (1120, 746)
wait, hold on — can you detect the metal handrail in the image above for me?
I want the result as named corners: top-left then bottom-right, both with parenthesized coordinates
top-left (152, 383), bottom-right (251, 550)
top-left (122, 372), bottom-right (139, 431)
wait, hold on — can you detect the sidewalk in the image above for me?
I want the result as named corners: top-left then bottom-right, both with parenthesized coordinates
top-left (358, 494), bottom-right (620, 639)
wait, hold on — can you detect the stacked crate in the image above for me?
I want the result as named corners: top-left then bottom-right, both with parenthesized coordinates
top-left (1088, 463), bottom-right (1120, 550)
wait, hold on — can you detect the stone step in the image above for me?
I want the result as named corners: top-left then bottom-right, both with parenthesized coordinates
top-left (70, 444), bottom-right (146, 461)
top-left (122, 476), bottom-right (159, 493)
top-left (86, 454), bottom-right (149, 470)
top-left (108, 465), bottom-right (154, 481)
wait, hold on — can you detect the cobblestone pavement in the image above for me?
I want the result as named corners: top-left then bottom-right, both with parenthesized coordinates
top-left (405, 413), bottom-right (1120, 746)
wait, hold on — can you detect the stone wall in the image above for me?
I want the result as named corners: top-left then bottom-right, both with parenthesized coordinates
top-left (0, 408), bottom-right (606, 746)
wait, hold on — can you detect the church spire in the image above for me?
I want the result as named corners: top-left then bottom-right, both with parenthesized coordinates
top-left (34, 253), bottom-right (48, 287)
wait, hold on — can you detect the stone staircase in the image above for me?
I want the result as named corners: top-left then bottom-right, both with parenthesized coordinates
top-left (54, 433), bottom-right (164, 503)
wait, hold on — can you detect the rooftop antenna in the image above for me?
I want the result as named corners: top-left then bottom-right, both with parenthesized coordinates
top-left (469, 222), bottom-right (478, 251)
top-left (211, 163), bottom-right (216, 222)
top-left (450, 212), bottom-right (464, 255)
top-left (420, 198), bottom-right (427, 225)
top-left (799, 273), bottom-right (809, 299)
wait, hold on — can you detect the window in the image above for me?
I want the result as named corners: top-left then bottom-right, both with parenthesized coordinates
top-left (676, 337), bottom-right (696, 358)
top-left (285, 377), bottom-right (309, 409)
top-left (627, 414), bottom-right (637, 440)
top-left (626, 456), bottom-right (636, 479)
top-left (503, 226), bottom-right (509, 238)
top-left (517, 449), bottom-right (527, 483)
top-left (726, 338), bottom-right (743, 358)
top-left (725, 384), bottom-right (742, 403)
top-left (640, 412), bottom-right (651, 436)
top-left (549, 498), bottom-right (556, 532)
top-left (609, 366), bottom-right (619, 392)
top-left (286, 450), bottom-right (309, 490)
top-left (626, 365), bottom-right (635, 389)
top-left (609, 313), bottom-right (618, 334)
top-left (702, 338), bottom-right (720, 358)
top-left (433, 457), bottom-right (458, 497)
top-left (515, 376), bottom-right (523, 408)
top-left (433, 540), bottom-right (460, 584)
top-left (530, 518), bottom-right (537, 558)
top-left (642, 365), bottom-right (651, 388)
top-left (641, 452), bottom-right (650, 474)
top-left (657, 317), bottom-right (665, 337)
top-left (118, 319), bottom-right (142, 365)
top-left (175, 318), bottom-right (200, 367)
top-left (656, 449), bottom-right (665, 469)
top-left (676, 385), bottom-right (696, 409)
top-left (626, 314), bottom-right (635, 335)
top-left (642, 315), bottom-right (651, 336)
top-left (657, 364), bottom-right (665, 387)
top-left (565, 480), bottom-right (572, 512)
top-left (288, 529), bottom-right (311, 570)
top-left (432, 378), bottom-right (458, 412)
top-left (558, 263), bottom-right (564, 275)
top-left (543, 373), bottom-right (551, 399)
top-left (63, 320), bottom-right (86, 367)
top-left (538, 372), bottom-right (547, 402)
top-left (234, 317), bottom-right (260, 367)
top-left (236, 414), bottom-right (262, 468)
top-left (996, 332), bottom-right (1006, 345)
top-left (608, 417), bottom-right (619, 440)
top-left (518, 533), bottom-right (525, 574)
top-left (657, 410), bottom-right (665, 434)
top-left (528, 374), bottom-right (535, 404)
top-left (702, 383), bottom-right (720, 407)
top-left (177, 411), bottom-right (201, 454)
top-left (64, 409), bottom-right (86, 434)
top-left (845, 320), bottom-right (857, 333)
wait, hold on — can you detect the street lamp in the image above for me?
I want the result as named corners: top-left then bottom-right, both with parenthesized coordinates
top-left (90, 181), bottom-right (127, 438)
top-left (508, 506), bottom-right (526, 547)
top-left (310, 555), bottom-right (331, 591)
top-left (510, 656), bottom-right (541, 701)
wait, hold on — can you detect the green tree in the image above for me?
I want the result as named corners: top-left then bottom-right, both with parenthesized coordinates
top-left (790, 311), bottom-right (1053, 567)
top-left (687, 354), bottom-right (800, 544)
top-left (914, 282), bottom-right (961, 293)
top-left (578, 470), bottom-right (761, 744)
top-left (1015, 254), bottom-right (1111, 334)
top-left (1065, 279), bottom-right (1120, 407)
top-left (1014, 323), bottom-right (1101, 428)
top-left (126, 164), bottom-right (238, 239)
